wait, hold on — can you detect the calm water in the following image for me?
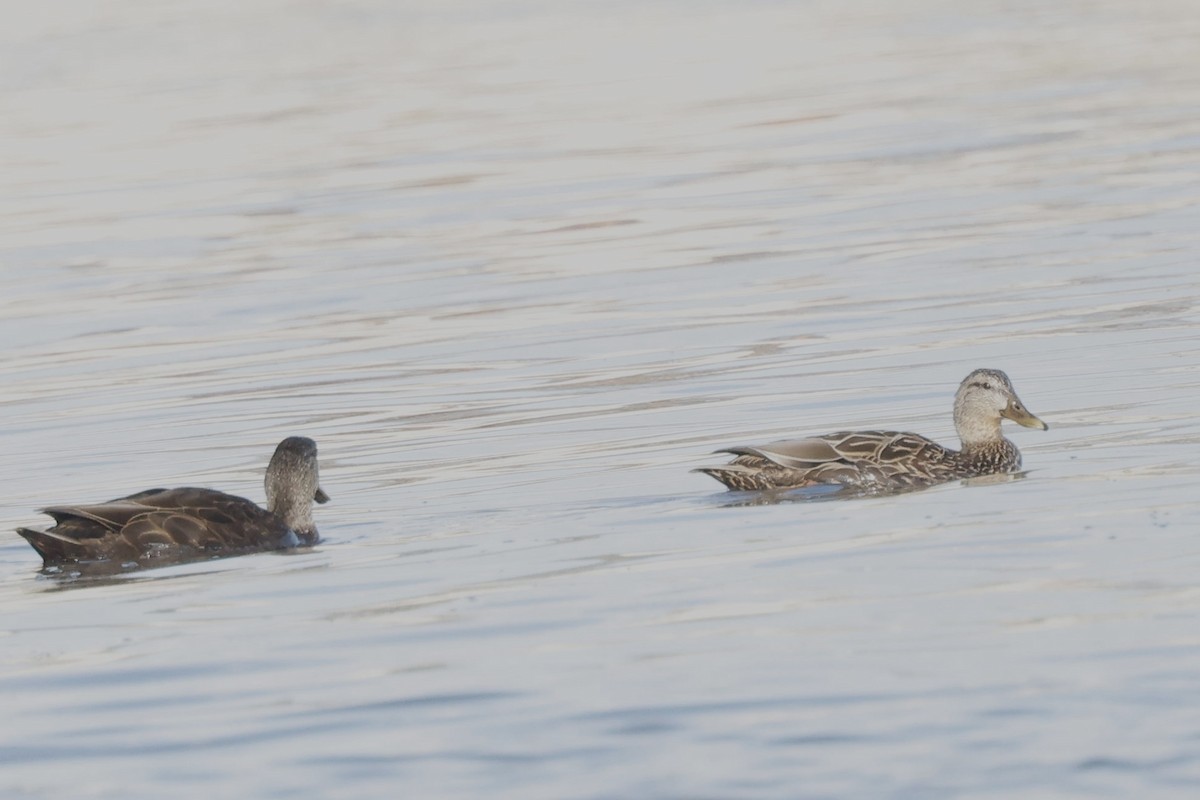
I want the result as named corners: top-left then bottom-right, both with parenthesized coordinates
top-left (3, 1), bottom-right (1200, 797)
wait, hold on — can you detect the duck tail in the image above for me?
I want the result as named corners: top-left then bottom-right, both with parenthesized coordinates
top-left (16, 527), bottom-right (82, 564)
top-left (690, 467), bottom-right (774, 492)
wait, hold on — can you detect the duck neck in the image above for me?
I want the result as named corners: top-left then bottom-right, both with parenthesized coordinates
top-left (268, 494), bottom-right (318, 544)
top-left (954, 409), bottom-right (1005, 452)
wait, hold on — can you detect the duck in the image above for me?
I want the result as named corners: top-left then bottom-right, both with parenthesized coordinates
top-left (16, 436), bottom-right (328, 569)
top-left (695, 368), bottom-right (1047, 493)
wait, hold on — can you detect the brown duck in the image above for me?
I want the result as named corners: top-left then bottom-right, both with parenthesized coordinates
top-left (695, 369), bottom-right (1047, 492)
top-left (16, 436), bottom-right (328, 568)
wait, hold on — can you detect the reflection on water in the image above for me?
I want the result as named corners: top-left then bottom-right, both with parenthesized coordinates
top-left (708, 482), bottom-right (900, 506)
top-left (33, 545), bottom-right (325, 588)
top-left (705, 471), bottom-right (1031, 506)
top-left (3, 0), bottom-right (1200, 797)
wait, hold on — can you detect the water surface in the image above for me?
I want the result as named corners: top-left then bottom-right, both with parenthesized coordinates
top-left (2, 1), bottom-right (1200, 798)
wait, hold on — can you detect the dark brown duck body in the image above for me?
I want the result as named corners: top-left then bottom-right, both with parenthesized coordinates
top-left (696, 369), bottom-right (1047, 493)
top-left (16, 436), bottom-right (328, 569)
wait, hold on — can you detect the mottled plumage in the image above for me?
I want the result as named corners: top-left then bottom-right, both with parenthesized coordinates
top-left (695, 369), bottom-right (1047, 493)
top-left (16, 437), bottom-right (328, 569)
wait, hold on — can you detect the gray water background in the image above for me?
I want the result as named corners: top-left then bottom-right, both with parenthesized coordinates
top-left (2, 1), bottom-right (1199, 797)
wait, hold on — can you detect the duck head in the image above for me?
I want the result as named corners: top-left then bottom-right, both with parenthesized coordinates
top-left (265, 436), bottom-right (328, 544)
top-left (953, 368), bottom-right (1047, 447)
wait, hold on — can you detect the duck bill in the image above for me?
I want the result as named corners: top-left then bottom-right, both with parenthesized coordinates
top-left (314, 487), bottom-right (331, 504)
top-left (1003, 402), bottom-right (1048, 431)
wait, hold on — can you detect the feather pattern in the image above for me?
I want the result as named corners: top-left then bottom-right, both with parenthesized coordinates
top-left (695, 369), bottom-right (1047, 493)
top-left (16, 437), bottom-right (328, 569)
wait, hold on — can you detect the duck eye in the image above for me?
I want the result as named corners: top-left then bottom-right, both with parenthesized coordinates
top-left (981, 382), bottom-right (993, 391)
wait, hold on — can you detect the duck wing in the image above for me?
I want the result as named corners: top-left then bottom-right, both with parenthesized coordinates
top-left (718, 437), bottom-right (844, 468)
top-left (25, 487), bottom-right (292, 565)
top-left (718, 430), bottom-right (952, 486)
